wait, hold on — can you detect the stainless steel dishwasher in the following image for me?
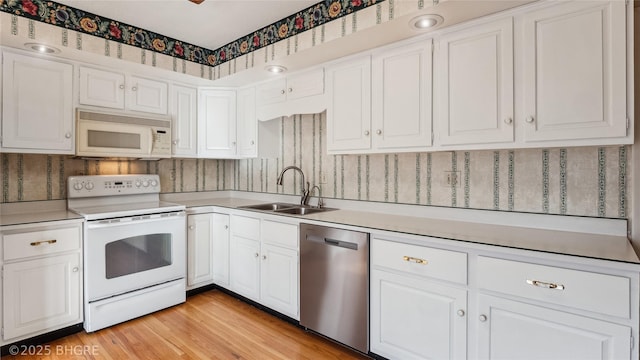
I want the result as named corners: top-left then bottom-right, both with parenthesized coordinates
top-left (300, 223), bottom-right (369, 353)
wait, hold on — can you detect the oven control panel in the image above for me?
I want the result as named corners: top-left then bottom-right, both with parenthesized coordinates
top-left (68, 175), bottom-right (161, 198)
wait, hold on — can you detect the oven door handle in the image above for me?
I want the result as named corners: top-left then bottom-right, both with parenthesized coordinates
top-left (86, 211), bottom-right (185, 229)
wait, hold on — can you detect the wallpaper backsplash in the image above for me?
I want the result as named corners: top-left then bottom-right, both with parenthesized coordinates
top-left (1, 113), bottom-right (630, 219)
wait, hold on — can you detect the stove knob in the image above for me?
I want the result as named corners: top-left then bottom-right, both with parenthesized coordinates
top-left (85, 181), bottom-right (94, 190)
top-left (150, 179), bottom-right (158, 187)
top-left (73, 182), bottom-right (83, 191)
top-left (135, 180), bottom-right (142, 187)
top-left (142, 180), bottom-right (149, 187)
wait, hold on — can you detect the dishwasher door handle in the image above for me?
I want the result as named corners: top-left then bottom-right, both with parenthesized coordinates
top-left (306, 234), bottom-right (358, 250)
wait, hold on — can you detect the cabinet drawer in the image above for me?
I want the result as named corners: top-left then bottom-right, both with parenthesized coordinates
top-left (477, 256), bottom-right (630, 318)
top-left (231, 215), bottom-right (260, 240)
top-left (3, 226), bottom-right (81, 261)
top-left (371, 238), bottom-right (467, 284)
top-left (261, 220), bottom-right (298, 250)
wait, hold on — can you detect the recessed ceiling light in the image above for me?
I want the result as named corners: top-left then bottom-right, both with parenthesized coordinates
top-left (24, 42), bottom-right (60, 54)
top-left (410, 14), bottom-right (444, 30)
top-left (265, 65), bottom-right (287, 74)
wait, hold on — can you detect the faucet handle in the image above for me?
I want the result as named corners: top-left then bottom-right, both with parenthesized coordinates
top-left (310, 184), bottom-right (323, 208)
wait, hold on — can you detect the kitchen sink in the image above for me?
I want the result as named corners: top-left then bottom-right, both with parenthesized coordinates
top-left (241, 202), bottom-right (299, 211)
top-left (240, 203), bottom-right (336, 215)
top-left (275, 207), bottom-right (335, 215)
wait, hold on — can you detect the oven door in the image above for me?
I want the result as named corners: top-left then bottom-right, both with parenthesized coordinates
top-left (85, 211), bottom-right (185, 302)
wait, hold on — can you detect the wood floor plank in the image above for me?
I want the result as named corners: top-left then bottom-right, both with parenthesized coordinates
top-left (4, 290), bottom-right (369, 360)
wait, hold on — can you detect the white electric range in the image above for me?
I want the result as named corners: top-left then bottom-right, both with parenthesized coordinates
top-left (67, 174), bottom-right (186, 332)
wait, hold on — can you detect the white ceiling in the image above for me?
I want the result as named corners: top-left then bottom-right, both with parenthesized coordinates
top-left (60, 0), bottom-right (319, 50)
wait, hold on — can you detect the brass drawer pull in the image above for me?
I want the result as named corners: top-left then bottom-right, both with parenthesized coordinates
top-left (403, 256), bottom-right (428, 265)
top-left (30, 239), bottom-right (57, 246)
top-left (526, 279), bottom-right (565, 290)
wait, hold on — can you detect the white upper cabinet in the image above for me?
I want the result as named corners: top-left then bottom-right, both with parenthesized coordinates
top-left (520, 0), bottom-right (628, 143)
top-left (237, 87), bottom-right (258, 158)
top-left (79, 66), bottom-right (168, 115)
top-left (256, 68), bottom-right (325, 120)
top-left (128, 75), bottom-right (168, 114)
top-left (1, 52), bottom-right (74, 154)
top-left (198, 89), bottom-right (237, 158)
top-left (437, 18), bottom-right (514, 146)
top-left (372, 40), bottom-right (433, 152)
top-left (326, 55), bottom-right (372, 153)
top-left (327, 40), bottom-right (433, 154)
top-left (170, 84), bottom-right (198, 157)
top-left (79, 66), bottom-right (124, 109)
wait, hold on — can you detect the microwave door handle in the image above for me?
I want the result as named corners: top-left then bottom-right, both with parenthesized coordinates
top-left (149, 128), bottom-right (154, 155)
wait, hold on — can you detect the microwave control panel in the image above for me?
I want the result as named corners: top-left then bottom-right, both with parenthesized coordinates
top-left (152, 128), bottom-right (171, 152)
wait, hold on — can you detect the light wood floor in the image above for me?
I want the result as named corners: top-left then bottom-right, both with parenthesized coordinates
top-left (5, 290), bottom-right (370, 359)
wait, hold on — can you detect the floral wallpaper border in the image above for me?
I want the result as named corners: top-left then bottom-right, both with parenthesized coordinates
top-left (0, 0), bottom-right (378, 66)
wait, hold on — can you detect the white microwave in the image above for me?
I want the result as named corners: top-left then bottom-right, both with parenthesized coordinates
top-left (76, 109), bottom-right (171, 159)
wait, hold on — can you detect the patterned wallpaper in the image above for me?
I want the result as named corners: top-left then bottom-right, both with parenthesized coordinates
top-left (0, 113), bottom-right (629, 219)
top-left (0, 154), bottom-right (233, 202)
top-left (0, 0), bottom-right (412, 81)
top-left (0, 0), bottom-right (379, 67)
top-left (233, 115), bottom-right (629, 218)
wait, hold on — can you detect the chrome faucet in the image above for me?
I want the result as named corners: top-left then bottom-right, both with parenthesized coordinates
top-left (310, 185), bottom-right (324, 208)
top-left (276, 166), bottom-right (310, 205)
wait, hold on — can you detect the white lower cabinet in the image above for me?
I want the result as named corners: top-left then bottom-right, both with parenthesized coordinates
top-left (1, 220), bottom-right (83, 344)
top-left (260, 243), bottom-right (298, 319)
top-left (371, 270), bottom-right (467, 360)
top-left (228, 212), bottom-right (299, 319)
top-left (229, 214), bottom-right (261, 300)
top-left (230, 236), bottom-right (261, 300)
top-left (259, 217), bottom-right (299, 319)
top-left (186, 213), bottom-right (214, 290)
top-left (370, 235), bottom-right (639, 360)
top-left (476, 294), bottom-right (631, 360)
top-left (211, 213), bottom-right (230, 287)
top-left (371, 237), bottom-right (468, 360)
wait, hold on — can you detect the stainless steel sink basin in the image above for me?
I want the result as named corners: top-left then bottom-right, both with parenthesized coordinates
top-left (275, 207), bottom-right (336, 215)
top-left (240, 202), bottom-right (336, 215)
top-left (241, 203), bottom-right (298, 211)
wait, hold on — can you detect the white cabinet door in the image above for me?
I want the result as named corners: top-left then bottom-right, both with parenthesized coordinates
top-left (212, 213), bottom-right (230, 288)
top-left (79, 66), bottom-right (125, 110)
top-left (3, 253), bottom-right (82, 340)
top-left (237, 87), bottom-right (257, 158)
top-left (326, 55), bottom-right (372, 153)
top-left (127, 75), bottom-right (168, 115)
top-left (476, 294), bottom-right (631, 360)
top-left (372, 41), bottom-right (433, 152)
top-left (186, 213), bottom-right (214, 289)
top-left (230, 236), bottom-right (260, 301)
top-left (198, 89), bottom-right (237, 158)
top-left (256, 78), bottom-right (287, 106)
top-left (171, 84), bottom-right (198, 157)
top-left (371, 269), bottom-right (467, 360)
top-left (2, 52), bottom-right (74, 153)
top-left (260, 244), bottom-right (298, 319)
top-left (521, 0), bottom-right (627, 142)
top-left (79, 66), bottom-right (168, 115)
top-left (438, 18), bottom-right (514, 145)
top-left (285, 68), bottom-right (324, 101)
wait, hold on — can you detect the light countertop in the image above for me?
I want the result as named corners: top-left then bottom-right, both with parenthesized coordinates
top-left (0, 201), bottom-right (83, 227)
top-left (164, 194), bottom-right (640, 264)
top-left (3, 194), bottom-right (637, 264)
